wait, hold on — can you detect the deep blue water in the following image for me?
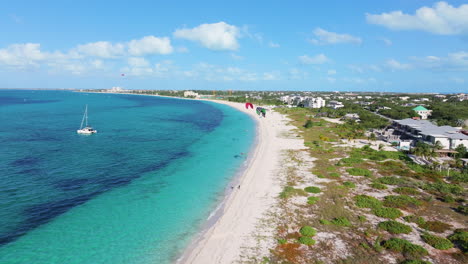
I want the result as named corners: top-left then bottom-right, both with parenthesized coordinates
top-left (0, 90), bottom-right (255, 263)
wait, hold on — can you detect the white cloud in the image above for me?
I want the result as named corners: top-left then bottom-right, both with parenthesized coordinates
top-left (75, 41), bottom-right (125, 58)
top-left (269, 41), bottom-right (280, 48)
top-left (173, 22), bottom-right (240, 51)
top-left (288, 68), bottom-right (309, 80)
top-left (385, 59), bottom-right (411, 70)
top-left (326, 77), bottom-right (336, 83)
top-left (230, 53), bottom-right (244, 60)
top-left (186, 62), bottom-right (277, 81)
top-left (299, 54), bottom-right (330, 64)
top-left (309, 28), bottom-right (362, 45)
top-left (327, 69), bottom-right (336, 75)
top-left (0, 43), bottom-right (69, 69)
top-left (128, 36), bottom-right (173, 56)
top-left (380, 37), bottom-right (393, 46)
top-left (450, 77), bottom-right (465, 84)
top-left (366, 1), bottom-right (468, 35)
top-left (128, 57), bottom-right (150, 67)
top-left (411, 51), bottom-right (468, 71)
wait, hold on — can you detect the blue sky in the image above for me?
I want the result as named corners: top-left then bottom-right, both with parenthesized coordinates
top-left (1, 0), bottom-right (467, 93)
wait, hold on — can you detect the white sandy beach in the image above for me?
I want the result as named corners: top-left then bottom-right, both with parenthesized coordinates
top-left (178, 100), bottom-right (305, 264)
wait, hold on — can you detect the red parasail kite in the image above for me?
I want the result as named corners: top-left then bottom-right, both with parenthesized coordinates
top-left (245, 102), bottom-right (254, 109)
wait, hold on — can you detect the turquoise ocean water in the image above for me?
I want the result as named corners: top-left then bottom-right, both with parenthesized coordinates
top-left (0, 90), bottom-right (255, 264)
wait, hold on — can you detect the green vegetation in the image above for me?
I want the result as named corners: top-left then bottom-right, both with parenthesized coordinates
top-left (340, 157), bottom-right (364, 165)
top-left (342, 181), bottom-right (356, 188)
top-left (319, 219), bottom-right (331, 225)
top-left (423, 182), bottom-right (463, 195)
top-left (299, 226), bottom-right (317, 237)
top-left (358, 215), bottom-right (366, 222)
top-left (277, 238), bottom-right (287, 245)
top-left (304, 119), bottom-right (313, 128)
top-left (298, 236), bottom-right (316, 246)
top-left (394, 187), bottom-right (419, 195)
top-left (330, 217), bottom-right (352, 227)
top-left (355, 195), bottom-right (382, 209)
top-left (328, 172), bottom-right (340, 178)
top-left (400, 260), bottom-right (431, 264)
top-left (279, 186), bottom-right (307, 199)
top-left (304, 186), bottom-right (321, 193)
top-left (456, 205), bottom-right (468, 215)
top-left (372, 207), bottom-right (403, 219)
top-left (346, 168), bottom-right (372, 177)
top-left (420, 221), bottom-right (452, 233)
top-left (378, 220), bottom-right (412, 234)
top-left (307, 196), bottom-right (320, 205)
top-left (421, 233), bottom-right (453, 250)
top-left (403, 215), bottom-right (426, 226)
top-left (448, 229), bottom-right (468, 253)
top-left (383, 195), bottom-right (422, 209)
top-left (383, 238), bottom-right (428, 259)
top-left (375, 176), bottom-right (406, 185)
top-left (370, 182), bottom-right (388, 190)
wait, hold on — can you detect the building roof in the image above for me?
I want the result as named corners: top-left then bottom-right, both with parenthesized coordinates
top-left (412, 105), bottom-right (429, 111)
top-left (394, 118), bottom-right (468, 140)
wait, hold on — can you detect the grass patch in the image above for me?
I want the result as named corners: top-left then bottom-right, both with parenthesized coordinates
top-left (370, 182), bottom-right (388, 190)
top-left (383, 238), bottom-right (428, 259)
top-left (279, 186), bottom-right (307, 199)
top-left (373, 207), bottom-right (403, 219)
top-left (298, 236), bottom-right (316, 246)
top-left (355, 195), bottom-right (383, 209)
top-left (421, 233), bottom-right (454, 250)
top-left (375, 176), bottom-right (406, 185)
top-left (448, 229), bottom-right (468, 253)
top-left (403, 215), bottom-right (426, 226)
top-left (330, 217), bottom-right (352, 227)
top-left (383, 195), bottom-right (422, 209)
top-left (342, 181), bottom-right (356, 188)
top-left (340, 157), bottom-right (364, 165)
top-left (299, 226), bottom-right (317, 237)
top-left (346, 168), bottom-right (372, 177)
top-left (420, 221), bottom-right (452, 233)
top-left (307, 196), bottom-right (320, 205)
top-left (400, 260), bottom-right (431, 264)
top-left (328, 172), bottom-right (340, 178)
top-left (394, 187), bottom-right (419, 195)
top-left (319, 219), bottom-right (331, 225)
top-left (423, 182), bottom-right (463, 195)
top-left (378, 220), bottom-right (412, 234)
top-left (456, 205), bottom-right (468, 215)
top-left (304, 186), bottom-right (321, 193)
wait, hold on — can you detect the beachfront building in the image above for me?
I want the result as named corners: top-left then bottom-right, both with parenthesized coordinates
top-left (390, 118), bottom-right (468, 150)
top-left (184, 90), bottom-right (199, 98)
top-left (108, 86), bottom-right (125, 93)
top-left (304, 97), bottom-right (326, 108)
top-left (327, 100), bottom-right (344, 109)
top-left (412, 105), bottom-right (432, 120)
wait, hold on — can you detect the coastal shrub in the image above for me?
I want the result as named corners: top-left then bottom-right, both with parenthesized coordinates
top-left (354, 195), bottom-right (383, 209)
top-left (342, 181), bottom-right (356, 188)
top-left (403, 215), bottom-right (426, 226)
top-left (299, 226), bottom-right (317, 237)
top-left (307, 196), bottom-right (320, 205)
top-left (456, 205), bottom-right (468, 215)
top-left (383, 238), bottom-right (428, 259)
top-left (373, 207), bottom-right (403, 219)
top-left (277, 238), bottom-right (287, 245)
top-left (394, 187), bottom-right (419, 195)
top-left (331, 217), bottom-right (352, 227)
top-left (422, 182), bottom-right (463, 195)
top-left (420, 221), bottom-right (452, 233)
top-left (346, 168), bottom-right (372, 177)
top-left (448, 229), bottom-right (468, 253)
top-left (298, 236), bottom-right (316, 246)
top-left (370, 182), bottom-right (388, 190)
top-left (448, 171), bottom-right (468, 183)
top-left (328, 172), bottom-right (340, 178)
top-left (421, 233), bottom-right (453, 250)
top-left (279, 186), bottom-right (306, 199)
top-left (383, 195), bottom-right (421, 209)
top-left (375, 176), bottom-right (406, 185)
top-left (442, 195), bottom-right (455, 203)
top-left (319, 219), bottom-right (332, 225)
top-left (358, 215), bottom-right (367, 222)
top-left (304, 186), bottom-right (321, 193)
top-left (400, 260), bottom-right (431, 264)
top-left (378, 220), bottom-right (412, 234)
top-left (340, 157), bottom-right (364, 165)
top-left (304, 119), bottom-right (313, 128)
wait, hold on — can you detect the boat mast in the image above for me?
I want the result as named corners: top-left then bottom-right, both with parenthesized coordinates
top-left (85, 105), bottom-right (88, 127)
top-left (80, 105), bottom-right (87, 129)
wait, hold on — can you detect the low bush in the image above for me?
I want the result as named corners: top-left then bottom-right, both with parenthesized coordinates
top-left (347, 168), bottom-right (372, 177)
top-left (299, 226), bottom-right (317, 237)
top-left (456, 205), bottom-right (468, 215)
top-left (400, 260), bottom-right (431, 264)
top-left (304, 186), bottom-right (321, 193)
top-left (358, 215), bottom-right (366, 222)
top-left (373, 207), bottom-right (403, 219)
top-left (279, 186), bottom-right (307, 199)
top-left (298, 236), bottom-right (316, 246)
top-left (355, 195), bottom-right (383, 209)
top-left (370, 182), bottom-right (388, 190)
top-left (319, 219), bottom-right (331, 225)
top-left (342, 181), bottom-right (356, 188)
top-left (378, 220), bottom-right (412, 234)
top-left (307, 196), bottom-right (320, 205)
top-left (423, 182), bottom-right (463, 195)
top-left (442, 195), bottom-right (455, 203)
top-left (383, 195), bottom-right (422, 209)
top-left (394, 187), bottom-right (419, 195)
top-left (448, 229), bottom-right (468, 253)
top-left (403, 215), bottom-right (426, 226)
top-left (383, 238), bottom-right (428, 259)
top-left (328, 172), bottom-right (340, 178)
top-left (331, 217), bottom-right (352, 227)
top-left (340, 157), bottom-right (364, 165)
top-left (421, 233), bottom-right (454, 250)
top-left (420, 221), bottom-right (452, 233)
top-left (277, 238), bottom-right (287, 245)
top-left (375, 176), bottom-right (406, 185)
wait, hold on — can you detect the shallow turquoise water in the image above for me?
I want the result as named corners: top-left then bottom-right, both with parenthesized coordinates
top-left (0, 90), bottom-right (255, 263)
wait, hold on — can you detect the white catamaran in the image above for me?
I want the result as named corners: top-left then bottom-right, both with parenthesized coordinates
top-left (77, 105), bottom-right (97, 134)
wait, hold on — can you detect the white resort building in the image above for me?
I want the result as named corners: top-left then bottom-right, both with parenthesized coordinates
top-left (412, 105), bottom-right (432, 120)
top-left (184, 91), bottom-right (199, 98)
